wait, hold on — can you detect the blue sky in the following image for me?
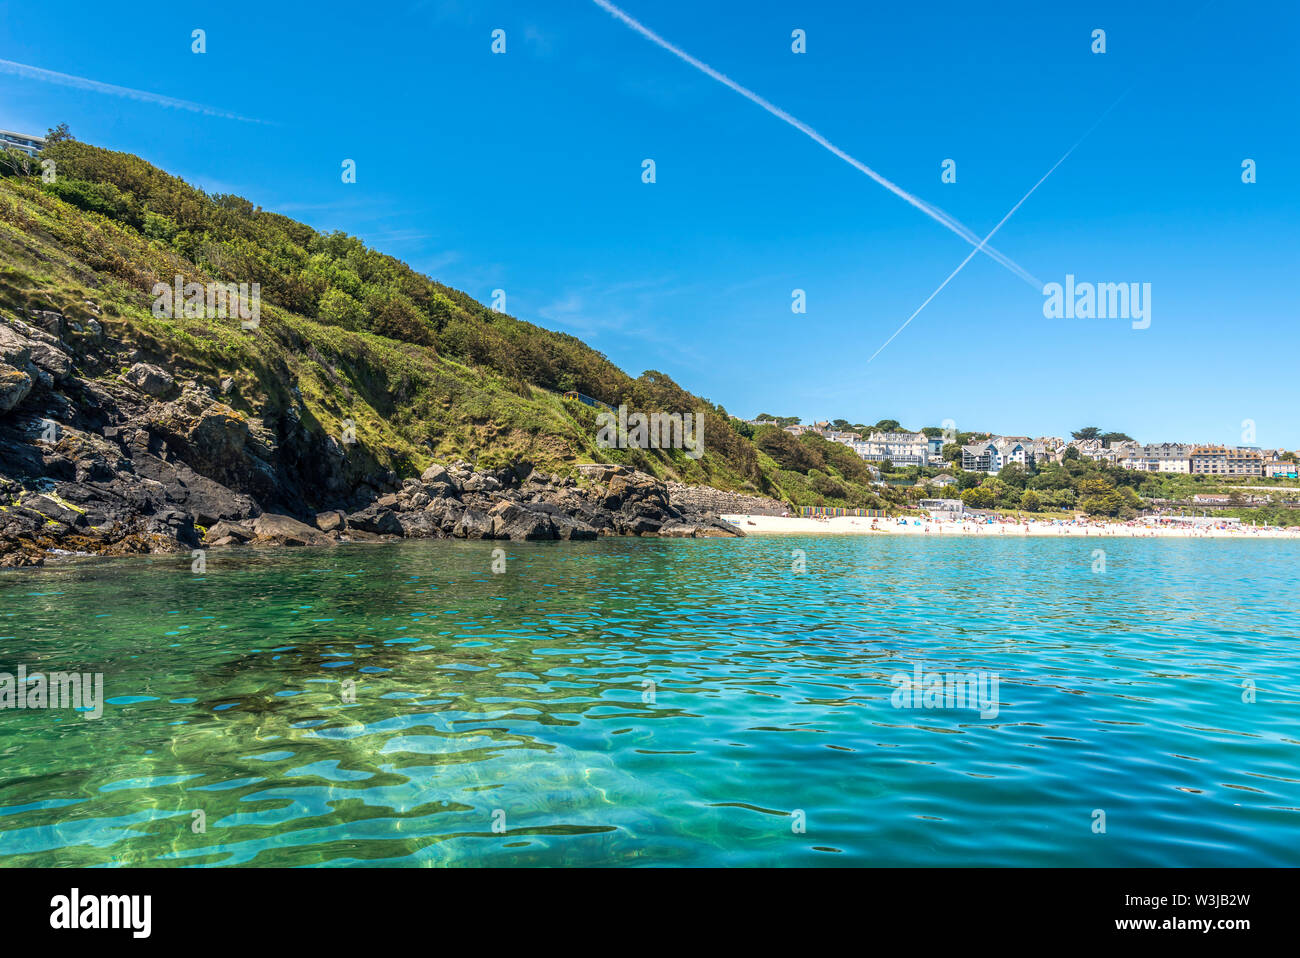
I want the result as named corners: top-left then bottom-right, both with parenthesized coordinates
top-left (2, 1), bottom-right (1297, 445)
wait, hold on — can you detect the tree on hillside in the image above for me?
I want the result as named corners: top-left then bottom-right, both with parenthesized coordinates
top-left (803, 434), bottom-right (872, 483)
top-left (810, 471), bottom-right (848, 500)
top-left (1072, 426), bottom-right (1101, 441)
top-left (754, 426), bottom-right (823, 472)
top-left (1081, 486), bottom-right (1140, 518)
top-left (1078, 476), bottom-right (1116, 496)
top-left (874, 419), bottom-right (902, 432)
top-left (0, 149), bottom-right (37, 177)
top-left (1028, 464), bottom-right (1072, 490)
top-left (1100, 431), bottom-right (1134, 446)
top-left (942, 443), bottom-right (963, 462)
top-left (961, 486), bottom-right (996, 509)
top-left (980, 476), bottom-right (1009, 501)
top-left (997, 463), bottom-right (1028, 490)
top-left (45, 123), bottom-right (74, 144)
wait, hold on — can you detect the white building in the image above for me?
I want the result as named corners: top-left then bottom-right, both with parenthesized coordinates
top-left (920, 498), bottom-right (965, 516)
top-left (0, 130), bottom-right (46, 157)
top-left (1122, 442), bottom-right (1191, 472)
top-left (860, 431), bottom-right (930, 467)
top-left (961, 439), bottom-right (1032, 474)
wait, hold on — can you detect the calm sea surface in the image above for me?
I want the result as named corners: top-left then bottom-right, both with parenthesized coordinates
top-left (1, 536), bottom-right (1297, 867)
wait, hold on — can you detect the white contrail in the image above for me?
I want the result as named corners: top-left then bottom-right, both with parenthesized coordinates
top-left (0, 58), bottom-right (267, 123)
top-left (865, 92), bottom-right (1132, 363)
top-left (590, 0), bottom-right (1039, 288)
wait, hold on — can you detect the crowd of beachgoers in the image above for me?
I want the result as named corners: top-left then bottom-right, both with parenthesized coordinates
top-left (720, 512), bottom-right (1300, 539)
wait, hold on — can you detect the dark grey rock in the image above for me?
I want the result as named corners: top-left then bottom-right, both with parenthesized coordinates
top-left (453, 508), bottom-right (494, 539)
top-left (123, 363), bottom-right (176, 398)
top-left (489, 500), bottom-right (556, 540)
top-left (346, 506), bottom-right (404, 536)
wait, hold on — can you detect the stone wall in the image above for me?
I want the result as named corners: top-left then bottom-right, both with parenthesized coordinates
top-left (665, 482), bottom-right (787, 516)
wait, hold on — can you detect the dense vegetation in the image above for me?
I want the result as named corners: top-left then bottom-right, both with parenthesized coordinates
top-left (1, 139), bottom-right (781, 493)
top-left (952, 461), bottom-right (1145, 517)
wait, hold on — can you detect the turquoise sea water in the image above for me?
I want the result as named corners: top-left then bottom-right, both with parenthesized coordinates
top-left (0, 536), bottom-right (1297, 867)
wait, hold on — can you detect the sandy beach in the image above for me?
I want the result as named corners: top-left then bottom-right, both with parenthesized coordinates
top-left (720, 514), bottom-right (1300, 540)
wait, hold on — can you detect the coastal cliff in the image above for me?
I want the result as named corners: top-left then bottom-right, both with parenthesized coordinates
top-left (0, 307), bottom-right (746, 566)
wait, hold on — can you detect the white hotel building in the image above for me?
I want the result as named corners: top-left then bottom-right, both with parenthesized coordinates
top-left (857, 431), bottom-right (931, 468)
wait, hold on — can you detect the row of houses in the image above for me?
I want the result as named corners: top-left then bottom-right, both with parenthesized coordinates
top-left (1072, 441), bottom-right (1298, 478)
top-left (750, 420), bottom-right (1300, 479)
top-left (747, 420), bottom-right (943, 467)
top-left (961, 438), bottom-right (1298, 477)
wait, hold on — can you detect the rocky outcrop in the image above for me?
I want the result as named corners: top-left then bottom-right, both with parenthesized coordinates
top-left (453, 508), bottom-right (494, 539)
top-left (314, 510), bottom-right (346, 533)
top-left (250, 513), bottom-right (335, 547)
top-left (0, 365), bottom-right (32, 415)
top-left (122, 362), bottom-right (176, 398)
top-left (0, 324), bottom-right (38, 414)
top-left (489, 500), bottom-right (555, 540)
top-left (0, 309), bottom-right (746, 566)
top-left (346, 505), bottom-right (404, 536)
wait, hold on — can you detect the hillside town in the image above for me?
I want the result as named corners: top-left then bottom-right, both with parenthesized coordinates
top-left (747, 420), bottom-right (1300, 479)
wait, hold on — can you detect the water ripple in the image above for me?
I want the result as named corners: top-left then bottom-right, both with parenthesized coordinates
top-left (0, 536), bottom-right (1297, 865)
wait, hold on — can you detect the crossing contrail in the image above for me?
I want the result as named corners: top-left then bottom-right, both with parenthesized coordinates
top-left (590, 0), bottom-right (1040, 288)
top-left (866, 92), bottom-right (1131, 363)
top-left (866, 152), bottom-right (1077, 363)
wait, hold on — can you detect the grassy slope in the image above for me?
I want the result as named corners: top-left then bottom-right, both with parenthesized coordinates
top-left (0, 159), bottom-right (732, 488)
